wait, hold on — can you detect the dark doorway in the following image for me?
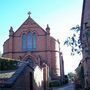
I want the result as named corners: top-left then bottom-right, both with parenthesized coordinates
top-left (26, 57), bottom-right (34, 67)
top-left (30, 72), bottom-right (33, 90)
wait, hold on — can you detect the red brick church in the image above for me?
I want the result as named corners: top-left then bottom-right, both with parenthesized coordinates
top-left (3, 13), bottom-right (64, 80)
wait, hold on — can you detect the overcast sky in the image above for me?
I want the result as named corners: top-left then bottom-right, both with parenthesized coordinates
top-left (0, 0), bottom-right (83, 74)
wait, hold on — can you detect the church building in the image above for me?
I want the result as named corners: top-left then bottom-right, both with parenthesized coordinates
top-left (3, 13), bottom-right (64, 81)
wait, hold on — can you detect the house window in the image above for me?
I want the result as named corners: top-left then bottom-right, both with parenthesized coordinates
top-left (22, 33), bottom-right (27, 50)
top-left (27, 32), bottom-right (33, 50)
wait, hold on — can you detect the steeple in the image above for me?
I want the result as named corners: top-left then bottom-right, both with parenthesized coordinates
top-left (46, 24), bottom-right (50, 35)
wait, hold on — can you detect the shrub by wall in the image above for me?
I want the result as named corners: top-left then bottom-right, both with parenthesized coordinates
top-left (49, 80), bottom-right (61, 87)
top-left (0, 57), bottom-right (18, 70)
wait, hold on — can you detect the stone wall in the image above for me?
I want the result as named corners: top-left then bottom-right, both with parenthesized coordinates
top-left (80, 0), bottom-right (90, 88)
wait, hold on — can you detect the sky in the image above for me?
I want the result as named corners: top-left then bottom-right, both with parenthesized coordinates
top-left (0, 0), bottom-right (83, 74)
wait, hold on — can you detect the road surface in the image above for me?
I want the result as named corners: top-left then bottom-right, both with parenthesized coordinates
top-left (53, 83), bottom-right (75, 90)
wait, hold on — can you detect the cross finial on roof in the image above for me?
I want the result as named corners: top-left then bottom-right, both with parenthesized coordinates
top-left (28, 11), bottom-right (31, 17)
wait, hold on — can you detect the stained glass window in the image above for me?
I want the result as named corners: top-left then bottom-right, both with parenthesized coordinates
top-left (27, 32), bottom-right (33, 50)
top-left (22, 32), bottom-right (37, 51)
top-left (33, 33), bottom-right (37, 50)
top-left (22, 33), bottom-right (27, 50)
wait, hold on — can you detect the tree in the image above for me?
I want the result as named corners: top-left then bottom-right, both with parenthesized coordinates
top-left (68, 72), bottom-right (76, 83)
top-left (64, 25), bottom-right (82, 55)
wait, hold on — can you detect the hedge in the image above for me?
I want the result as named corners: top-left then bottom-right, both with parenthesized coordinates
top-left (0, 57), bottom-right (18, 70)
top-left (49, 80), bottom-right (61, 87)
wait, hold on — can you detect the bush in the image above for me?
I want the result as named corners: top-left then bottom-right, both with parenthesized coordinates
top-left (0, 57), bottom-right (18, 70)
top-left (49, 80), bottom-right (61, 87)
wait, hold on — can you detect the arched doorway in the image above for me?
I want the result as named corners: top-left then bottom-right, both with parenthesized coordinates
top-left (25, 57), bottom-right (34, 68)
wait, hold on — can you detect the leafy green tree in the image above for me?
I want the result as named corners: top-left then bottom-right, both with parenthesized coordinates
top-left (64, 25), bottom-right (82, 55)
top-left (68, 72), bottom-right (76, 82)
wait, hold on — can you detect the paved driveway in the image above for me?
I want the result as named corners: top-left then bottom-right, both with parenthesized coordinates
top-left (53, 83), bottom-right (75, 90)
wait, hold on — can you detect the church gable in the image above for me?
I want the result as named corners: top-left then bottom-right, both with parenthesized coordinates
top-left (14, 16), bottom-right (46, 36)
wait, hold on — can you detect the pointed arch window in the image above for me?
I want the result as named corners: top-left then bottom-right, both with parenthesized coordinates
top-left (22, 32), bottom-right (37, 51)
top-left (33, 33), bottom-right (37, 50)
top-left (27, 32), bottom-right (33, 50)
top-left (22, 33), bottom-right (27, 50)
